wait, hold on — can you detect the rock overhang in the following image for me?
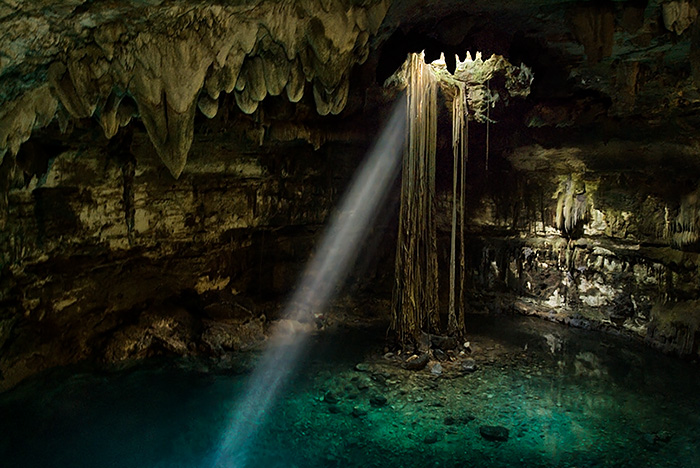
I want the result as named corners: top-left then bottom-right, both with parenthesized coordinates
top-left (1, 0), bottom-right (700, 179)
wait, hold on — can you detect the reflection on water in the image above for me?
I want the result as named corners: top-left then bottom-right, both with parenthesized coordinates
top-left (1, 314), bottom-right (699, 468)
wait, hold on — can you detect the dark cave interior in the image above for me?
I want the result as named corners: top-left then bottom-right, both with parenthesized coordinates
top-left (0, 1), bottom-right (700, 466)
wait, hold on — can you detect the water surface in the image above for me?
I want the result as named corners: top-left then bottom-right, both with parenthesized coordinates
top-left (1, 314), bottom-right (699, 468)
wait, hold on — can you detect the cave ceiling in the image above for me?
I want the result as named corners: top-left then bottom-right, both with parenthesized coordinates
top-left (1, 0), bottom-right (699, 178)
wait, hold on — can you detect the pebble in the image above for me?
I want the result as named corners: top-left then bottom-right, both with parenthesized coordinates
top-left (423, 432), bottom-right (439, 444)
top-left (351, 407), bottom-right (367, 418)
top-left (461, 359), bottom-right (478, 373)
top-left (371, 373), bottom-right (387, 384)
top-left (370, 394), bottom-right (387, 407)
top-left (479, 425), bottom-right (510, 442)
top-left (430, 362), bottom-right (443, 375)
top-left (323, 391), bottom-right (339, 404)
top-left (405, 354), bottom-right (429, 371)
top-left (355, 363), bottom-right (370, 372)
top-left (328, 404), bottom-right (341, 414)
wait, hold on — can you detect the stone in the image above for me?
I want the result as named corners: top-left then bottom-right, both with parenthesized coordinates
top-left (327, 404), bottom-right (341, 414)
top-left (351, 407), bottom-right (367, 418)
top-left (369, 394), bottom-right (387, 407)
top-left (423, 432), bottom-right (439, 444)
top-left (461, 359), bottom-right (478, 373)
top-left (371, 372), bottom-right (388, 384)
top-left (430, 362), bottom-right (443, 375)
top-left (354, 363), bottom-right (370, 372)
top-left (404, 353), bottom-right (429, 371)
top-left (479, 425), bottom-right (509, 442)
top-left (323, 391), bottom-right (339, 404)
top-left (444, 416), bottom-right (456, 426)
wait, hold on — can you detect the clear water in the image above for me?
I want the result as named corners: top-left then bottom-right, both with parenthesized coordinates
top-left (1, 314), bottom-right (699, 468)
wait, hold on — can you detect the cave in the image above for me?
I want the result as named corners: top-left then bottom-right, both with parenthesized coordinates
top-left (1, 0), bottom-right (700, 466)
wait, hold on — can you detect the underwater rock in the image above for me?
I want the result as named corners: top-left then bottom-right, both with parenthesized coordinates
top-left (444, 416), bottom-right (456, 426)
top-left (327, 404), bottom-right (341, 414)
top-left (461, 358), bottom-right (478, 373)
top-left (645, 430), bottom-right (673, 445)
top-left (323, 391), bottom-right (339, 404)
top-left (404, 353), bottom-right (429, 371)
top-left (356, 379), bottom-right (370, 391)
top-left (370, 372), bottom-right (388, 385)
top-left (479, 425), bottom-right (509, 442)
top-left (369, 394), bottom-right (387, 407)
top-left (351, 407), bottom-right (367, 418)
top-left (423, 432), bottom-right (439, 444)
top-left (354, 363), bottom-right (370, 372)
top-left (430, 362), bottom-right (443, 375)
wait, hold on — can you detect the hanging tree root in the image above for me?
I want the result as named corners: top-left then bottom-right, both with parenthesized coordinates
top-left (387, 51), bottom-right (533, 348)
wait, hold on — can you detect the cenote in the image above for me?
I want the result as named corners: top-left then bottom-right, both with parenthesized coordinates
top-left (1, 314), bottom-right (699, 468)
top-left (3, 1), bottom-right (700, 467)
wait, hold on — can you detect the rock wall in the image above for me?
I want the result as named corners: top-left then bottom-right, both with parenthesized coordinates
top-left (443, 138), bottom-right (700, 359)
top-left (0, 102), bottom-right (395, 389)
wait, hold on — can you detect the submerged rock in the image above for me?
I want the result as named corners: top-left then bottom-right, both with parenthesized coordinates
top-left (404, 353), bottom-right (429, 371)
top-left (423, 432), bottom-right (439, 444)
top-left (430, 362), bottom-right (443, 375)
top-left (369, 394), bottom-right (387, 407)
top-left (461, 358), bottom-right (478, 373)
top-left (479, 425), bottom-right (509, 442)
top-left (354, 363), bottom-right (370, 372)
top-left (322, 391), bottom-right (339, 404)
top-left (327, 404), bottom-right (341, 414)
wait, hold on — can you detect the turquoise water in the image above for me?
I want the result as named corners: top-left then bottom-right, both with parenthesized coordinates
top-left (1, 314), bottom-right (699, 468)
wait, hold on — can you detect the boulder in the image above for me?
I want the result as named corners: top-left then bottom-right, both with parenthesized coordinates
top-left (479, 425), bottom-right (509, 442)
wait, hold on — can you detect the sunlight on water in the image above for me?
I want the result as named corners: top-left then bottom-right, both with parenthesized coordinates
top-left (210, 98), bottom-right (407, 468)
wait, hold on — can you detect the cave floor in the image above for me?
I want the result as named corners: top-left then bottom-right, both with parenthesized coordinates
top-left (1, 314), bottom-right (699, 468)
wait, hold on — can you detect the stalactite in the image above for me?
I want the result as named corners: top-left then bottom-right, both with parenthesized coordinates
top-left (555, 175), bottom-right (587, 236)
top-left (669, 186), bottom-right (700, 248)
